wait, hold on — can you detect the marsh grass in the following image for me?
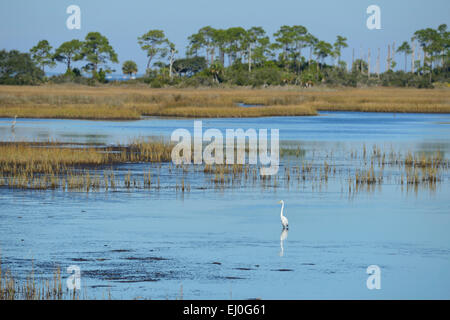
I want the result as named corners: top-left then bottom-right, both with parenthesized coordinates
top-left (0, 140), bottom-right (172, 168)
top-left (0, 139), bottom-right (447, 194)
top-left (193, 145), bottom-right (448, 196)
top-left (0, 262), bottom-right (81, 300)
top-left (0, 140), bottom-right (173, 191)
top-left (0, 86), bottom-right (448, 120)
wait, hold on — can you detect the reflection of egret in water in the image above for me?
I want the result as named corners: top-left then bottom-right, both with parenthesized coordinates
top-left (279, 229), bottom-right (288, 257)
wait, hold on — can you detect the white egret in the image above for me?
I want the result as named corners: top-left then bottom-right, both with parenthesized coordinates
top-left (11, 115), bottom-right (17, 130)
top-left (278, 200), bottom-right (289, 230)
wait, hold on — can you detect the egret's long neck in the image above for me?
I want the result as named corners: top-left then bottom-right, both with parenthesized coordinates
top-left (280, 202), bottom-right (284, 218)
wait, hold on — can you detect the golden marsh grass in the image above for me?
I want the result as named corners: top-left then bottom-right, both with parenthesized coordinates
top-left (0, 85), bottom-right (448, 120)
top-left (0, 140), bottom-right (447, 193)
top-left (0, 140), bottom-right (173, 191)
top-left (0, 262), bottom-right (81, 300)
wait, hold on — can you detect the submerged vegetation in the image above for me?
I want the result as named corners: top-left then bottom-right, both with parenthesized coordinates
top-left (0, 86), bottom-right (449, 120)
top-left (0, 140), bottom-right (172, 191)
top-left (0, 140), bottom-right (447, 195)
top-left (0, 262), bottom-right (83, 300)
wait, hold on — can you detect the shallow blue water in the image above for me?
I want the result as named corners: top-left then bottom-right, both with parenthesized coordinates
top-left (0, 112), bottom-right (449, 299)
top-left (1, 111), bottom-right (450, 145)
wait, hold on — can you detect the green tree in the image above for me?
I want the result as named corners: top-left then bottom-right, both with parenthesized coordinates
top-left (314, 41), bottom-right (333, 68)
top-left (208, 61), bottom-right (224, 83)
top-left (223, 27), bottom-right (247, 65)
top-left (212, 29), bottom-right (227, 65)
top-left (273, 25), bottom-right (295, 63)
top-left (172, 56), bottom-right (207, 76)
top-left (413, 27), bottom-right (440, 81)
top-left (54, 39), bottom-right (83, 72)
top-left (305, 33), bottom-right (318, 66)
top-left (186, 32), bottom-right (203, 57)
top-left (187, 26), bottom-right (218, 65)
top-left (252, 34), bottom-right (272, 65)
top-left (397, 41), bottom-right (412, 72)
top-left (80, 32), bottom-right (118, 77)
top-left (290, 25), bottom-right (309, 70)
top-left (273, 25), bottom-right (308, 70)
top-left (0, 49), bottom-right (44, 84)
top-left (122, 60), bottom-right (138, 77)
top-left (97, 68), bottom-right (107, 83)
top-left (244, 27), bottom-right (269, 72)
top-left (167, 41), bottom-right (178, 78)
top-left (138, 30), bottom-right (168, 71)
top-left (352, 59), bottom-right (368, 73)
top-left (436, 24), bottom-right (449, 70)
top-left (30, 40), bottom-right (55, 73)
top-left (333, 35), bottom-right (348, 66)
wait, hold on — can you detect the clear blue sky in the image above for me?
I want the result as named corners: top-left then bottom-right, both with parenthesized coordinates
top-left (1, 0), bottom-right (449, 73)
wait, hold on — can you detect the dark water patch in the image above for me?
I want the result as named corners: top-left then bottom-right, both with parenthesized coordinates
top-left (83, 267), bottom-right (178, 283)
top-left (110, 249), bottom-right (133, 253)
top-left (116, 278), bottom-right (160, 283)
top-left (1, 257), bottom-right (34, 263)
top-left (71, 258), bottom-right (92, 262)
top-left (271, 269), bottom-right (294, 272)
top-left (324, 270), bottom-right (336, 274)
top-left (211, 262), bottom-right (222, 265)
top-left (83, 269), bottom-right (123, 279)
top-left (90, 285), bottom-right (113, 289)
top-left (123, 256), bottom-right (169, 261)
top-left (233, 267), bottom-right (254, 271)
top-left (223, 276), bottom-right (246, 280)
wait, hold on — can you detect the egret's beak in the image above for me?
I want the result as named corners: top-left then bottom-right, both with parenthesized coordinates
top-left (277, 200), bottom-right (282, 204)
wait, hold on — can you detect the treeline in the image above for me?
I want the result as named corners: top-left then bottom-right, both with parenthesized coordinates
top-left (0, 24), bottom-right (448, 88)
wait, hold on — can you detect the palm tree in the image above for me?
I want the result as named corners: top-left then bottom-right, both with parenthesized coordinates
top-left (208, 61), bottom-right (224, 83)
top-left (122, 60), bottom-right (138, 77)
